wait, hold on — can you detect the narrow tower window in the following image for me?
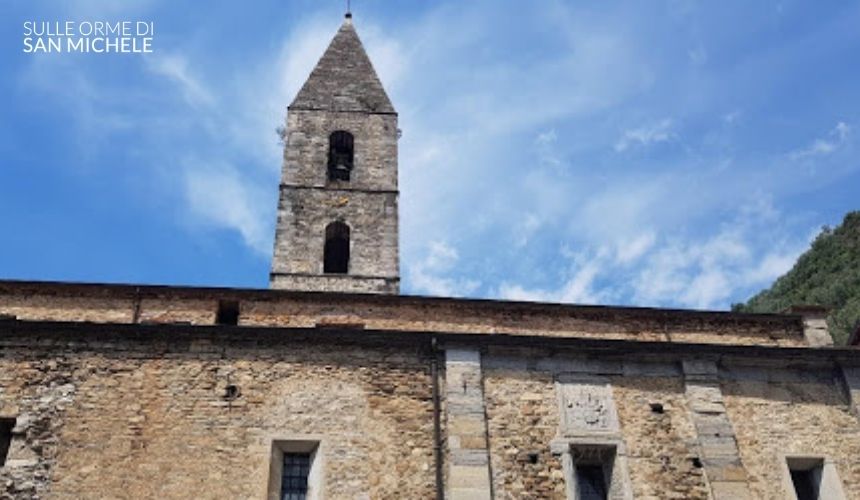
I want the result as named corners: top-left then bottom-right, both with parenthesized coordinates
top-left (324, 221), bottom-right (350, 274)
top-left (328, 131), bottom-right (354, 182)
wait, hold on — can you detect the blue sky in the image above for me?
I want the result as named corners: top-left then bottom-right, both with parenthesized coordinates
top-left (1, 0), bottom-right (858, 310)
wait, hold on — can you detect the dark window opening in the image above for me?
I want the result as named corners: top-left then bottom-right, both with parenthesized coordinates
top-left (790, 467), bottom-right (820, 500)
top-left (281, 452), bottom-right (311, 500)
top-left (328, 131), bottom-right (354, 182)
top-left (570, 446), bottom-right (615, 500)
top-left (576, 464), bottom-right (608, 500)
top-left (0, 418), bottom-right (15, 467)
top-left (649, 403), bottom-right (664, 414)
top-left (324, 222), bottom-right (350, 274)
top-left (216, 300), bottom-right (240, 326)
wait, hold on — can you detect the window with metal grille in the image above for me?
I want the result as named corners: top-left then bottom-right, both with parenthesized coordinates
top-left (323, 221), bottom-right (350, 274)
top-left (328, 130), bottom-right (354, 182)
top-left (575, 464), bottom-right (607, 500)
top-left (280, 453), bottom-right (311, 500)
top-left (567, 445), bottom-right (616, 500)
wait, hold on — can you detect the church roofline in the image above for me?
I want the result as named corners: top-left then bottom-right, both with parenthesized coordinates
top-left (0, 277), bottom-right (812, 325)
top-left (1, 315), bottom-right (857, 363)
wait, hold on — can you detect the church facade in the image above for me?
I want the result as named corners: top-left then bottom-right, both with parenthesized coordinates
top-left (2, 14), bottom-right (860, 500)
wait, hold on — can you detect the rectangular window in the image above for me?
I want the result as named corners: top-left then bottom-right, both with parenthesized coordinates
top-left (281, 453), bottom-right (311, 500)
top-left (787, 457), bottom-right (824, 500)
top-left (568, 445), bottom-right (615, 500)
top-left (0, 418), bottom-right (15, 467)
top-left (575, 464), bottom-right (608, 500)
top-left (267, 439), bottom-right (320, 500)
top-left (790, 467), bottom-right (818, 500)
top-left (216, 300), bottom-right (240, 326)
top-left (784, 456), bottom-right (848, 500)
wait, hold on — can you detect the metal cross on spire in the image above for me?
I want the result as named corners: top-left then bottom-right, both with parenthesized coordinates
top-left (346, 0), bottom-right (352, 17)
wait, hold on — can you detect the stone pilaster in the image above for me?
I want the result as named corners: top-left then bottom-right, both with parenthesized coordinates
top-left (682, 359), bottom-right (751, 500)
top-left (787, 305), bottom-right (833, 347)
top-left (444, 348), bottom-right (492, 500)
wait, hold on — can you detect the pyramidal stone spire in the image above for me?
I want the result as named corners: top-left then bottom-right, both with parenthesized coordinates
top-left (290, 15), bottom-right (395, 114)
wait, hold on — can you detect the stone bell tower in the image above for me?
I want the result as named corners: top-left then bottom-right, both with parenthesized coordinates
top-left (270, 13), bottom-right (399, 294)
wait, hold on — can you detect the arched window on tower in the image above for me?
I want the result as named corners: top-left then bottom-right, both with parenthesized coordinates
top-left (324, 221), bottom-right (350, 274)
top-left (328, 131), bottom-right (354, 182)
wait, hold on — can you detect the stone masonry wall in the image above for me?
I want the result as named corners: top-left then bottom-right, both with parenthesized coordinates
top-left (270, 107), bottom-right (400, 293)
top-left (721, 365), bottom-right (860, 500)
top-left (611, 375), bottom-right (710, 499)
top-left (271, 188), bottom-right (399, 280)
top-left (280, 110), bottom-right (398, 192)
top-left (0, 294), bottom-right (135, 324)
top-left (2, 322), bottom-right (860, 498)
top-left (269, 274), bottom-right (398, 295)
top-left (482, 356), bottom-right (709, 499)
top-left (0, 330), bottom-right (435, 499)
top-left (483, 363), bottom-right (566, 499)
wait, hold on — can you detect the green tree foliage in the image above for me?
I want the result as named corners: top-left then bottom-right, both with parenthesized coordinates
top-left (732, 211), bottom-right (860, 344)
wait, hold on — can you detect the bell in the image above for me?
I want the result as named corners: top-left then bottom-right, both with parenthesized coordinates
top-left (334, 161), bottom-right (350, 180)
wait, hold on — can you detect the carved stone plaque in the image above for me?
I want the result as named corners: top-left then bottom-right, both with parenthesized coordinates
top-left (556, 375), bottom-right (619, 435)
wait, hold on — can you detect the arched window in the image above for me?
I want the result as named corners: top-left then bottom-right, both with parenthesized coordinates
top-left (324, 221), bottom-right (350, 274)
top-left (328, 131), bottom-right (354, 182)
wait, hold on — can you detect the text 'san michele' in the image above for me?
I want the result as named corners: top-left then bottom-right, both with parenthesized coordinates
top-left (23, 21), bottom-right (154, 54)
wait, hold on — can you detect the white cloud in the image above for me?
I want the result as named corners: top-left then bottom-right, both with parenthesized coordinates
top-left (535, 129), bottom-right (563, 170)
top-left (745, 252), bottom-right (797, 285)
top-left (790, 121), bottom-right (851, 160)
top-left (495, 190), bottom-right (810, 311)
top-left (615, 232), bottom-right (657, 264)
top-left (513, 213), bottom-right (542, 248)
top-left (408, 241), bottom-right (479, 297)
top-left (498, 250), bottom-right (609, 305)
top-left (145, 54), bottom-right (213, 107)
top-left (614, 119), bottom-right (675, 152)
top-left (630, 196), bottom-right (807, 309)
top-left (182, 163), bottom-right (272, 255)
top-left (680, 269), bottom-right (730, 309)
